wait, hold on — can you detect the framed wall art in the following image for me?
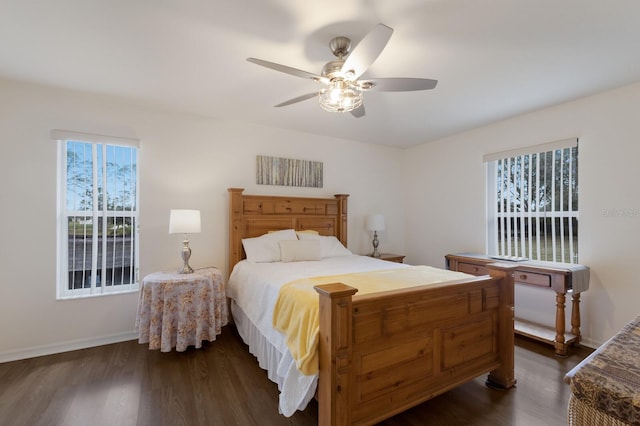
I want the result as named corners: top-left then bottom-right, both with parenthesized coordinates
top-left (256, 155), bottom-right (323, 188)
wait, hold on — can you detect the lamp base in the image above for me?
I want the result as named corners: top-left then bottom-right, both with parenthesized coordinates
top-left (371, 231), bottom-right (381, 257)
top-left (177, 264), bottom-right (194, 274)
top-left (178, 238), bottom-right (194, 274)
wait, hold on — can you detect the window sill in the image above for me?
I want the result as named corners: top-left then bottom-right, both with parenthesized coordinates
top-left (57, 286), bottom-right (139, 300)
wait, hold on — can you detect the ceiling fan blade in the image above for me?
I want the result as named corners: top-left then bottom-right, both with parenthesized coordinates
top-left (359, 78), bottom-right (438, 92)
top-left (350, 104), bottom-right (366, 118)
top-left (341, 23), bottom-right (393, 80)
top-left (274, 92), bottom-right (319, 107)
top-left (247, 58), bottom-right (327, 83)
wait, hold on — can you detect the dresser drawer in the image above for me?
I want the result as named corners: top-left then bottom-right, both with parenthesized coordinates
top-left (457, 262), bottom-right (489, 276)
top-left (514, 270), bottom-right (551, 287)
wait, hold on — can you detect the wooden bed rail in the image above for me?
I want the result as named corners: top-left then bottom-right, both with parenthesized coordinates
top-left (314, 263), bottom-right (517, 426)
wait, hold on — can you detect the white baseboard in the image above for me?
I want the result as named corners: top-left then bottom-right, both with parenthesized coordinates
top-left (578, 337), bottom-right (599, 350)
top-left (0, 331), bottom-right (599, 364)
top-left (0, 331), bottom-right (138, 363)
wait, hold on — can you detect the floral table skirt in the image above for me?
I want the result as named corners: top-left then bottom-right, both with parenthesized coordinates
top-left (135, 267), bottom-right (228, 352)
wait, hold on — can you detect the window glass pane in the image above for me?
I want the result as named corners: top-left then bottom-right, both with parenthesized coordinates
top-left (97, 144), bottom-right (104, 211)
top-left (104, 216), bottom-right (136, 286)
top-left (66, 141), bottom-right (93, 212)
top-left (67, 215), bottom-right (93, 290)
top-left (107, 145), bottom-right (137, 211)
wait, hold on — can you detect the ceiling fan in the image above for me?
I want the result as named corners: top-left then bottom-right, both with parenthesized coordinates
top-left (247, 23), bottom-right (438, 118)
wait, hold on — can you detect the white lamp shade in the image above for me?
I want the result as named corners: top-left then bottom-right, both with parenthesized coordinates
top-left (169, 209), bottom-right (201, 234)
top-left (365, 214), bottom-right (385, 231)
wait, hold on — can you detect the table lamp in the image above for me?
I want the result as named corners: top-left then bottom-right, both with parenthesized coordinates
top-left (169, 209), bottom-right (201, 274)
top-left (365, 214), bottom-right (385, 257)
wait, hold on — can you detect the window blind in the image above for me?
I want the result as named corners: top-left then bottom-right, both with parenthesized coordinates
top-left (483, 138), bottom-right (577, 163)
top-left (51, 129), bottom-right (140, 148)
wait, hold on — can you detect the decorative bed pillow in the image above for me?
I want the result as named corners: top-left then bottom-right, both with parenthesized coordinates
top-left (279, 239), bottom-right (322, 262)
top-left (297, 233), bottom-right (352, 258)
top-left (242, 229), bottom-right (298, 262)
top-left (296, 229), bottom-right (319, 237)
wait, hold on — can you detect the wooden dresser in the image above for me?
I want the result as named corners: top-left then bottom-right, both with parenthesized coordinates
top-left (445, 253), bottom-right (590, 356)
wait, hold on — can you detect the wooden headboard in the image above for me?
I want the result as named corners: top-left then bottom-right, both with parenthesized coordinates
top-left (227, 188), bottom-right (349, 273)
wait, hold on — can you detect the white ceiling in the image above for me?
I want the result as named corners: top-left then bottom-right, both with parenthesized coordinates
top-left (2, 0), bottom-right (640, 148)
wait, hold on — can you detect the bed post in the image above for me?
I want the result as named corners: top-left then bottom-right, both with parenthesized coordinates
top-left (314, 283), bottom-right (358, 426)
top-left (486, 263), bottom-right (517, 389)
top-left (334, 194), bottom-right (349, 248)
top-left (227, 188), bottom-right (244, 276)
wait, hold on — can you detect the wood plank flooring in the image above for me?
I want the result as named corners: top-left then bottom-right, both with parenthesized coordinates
top-left (0, 327), bottom-right (592, 426)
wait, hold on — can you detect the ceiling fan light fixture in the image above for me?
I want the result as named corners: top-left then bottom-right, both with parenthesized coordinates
top-left (318, 80), bottom-right (363, 113)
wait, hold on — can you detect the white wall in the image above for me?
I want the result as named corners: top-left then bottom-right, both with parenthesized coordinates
top-left (4, 76), bottom-right (637, 360)
top-left (0, 79), bottom-right (405, 361)
top-left (402, 82), bottom-right (640, 348)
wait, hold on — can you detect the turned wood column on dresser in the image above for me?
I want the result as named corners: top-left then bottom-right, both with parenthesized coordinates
top-left (445, 253), bottom-right (590, 357)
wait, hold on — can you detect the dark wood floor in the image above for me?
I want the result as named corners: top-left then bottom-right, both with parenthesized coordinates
top-left (0, 327), bottom-right (591, 426)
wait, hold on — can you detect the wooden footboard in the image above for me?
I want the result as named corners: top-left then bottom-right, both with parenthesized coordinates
top-left (314, 263), bottom-right (517, 426)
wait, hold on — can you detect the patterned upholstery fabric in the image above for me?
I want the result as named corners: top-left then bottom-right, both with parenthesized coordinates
top-left (568, 315), bottom-right (640, 426)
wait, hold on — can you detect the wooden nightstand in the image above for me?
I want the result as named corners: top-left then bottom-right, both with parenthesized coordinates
top-left (372, 253), bottom-right (405, 263)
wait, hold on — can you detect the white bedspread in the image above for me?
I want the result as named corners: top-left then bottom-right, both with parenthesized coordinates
top-left (227, 255), bottom-right (407, 416)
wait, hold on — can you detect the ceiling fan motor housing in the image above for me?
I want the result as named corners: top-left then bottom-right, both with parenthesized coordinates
top-left (322, 60), bottom-right (346, 80)
top-left (329, 36), bottom-right (351, 58)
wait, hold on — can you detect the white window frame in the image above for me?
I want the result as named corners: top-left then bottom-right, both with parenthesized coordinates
top-left (54, 130), bottom-right (140, 299)
top-left (485, 138), bottom-right (579, 264)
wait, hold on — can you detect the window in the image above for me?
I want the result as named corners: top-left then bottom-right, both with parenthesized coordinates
top-left (54, 130), bottom-right (139, 298)
top-left (485, 138), bottom-right (578, 263)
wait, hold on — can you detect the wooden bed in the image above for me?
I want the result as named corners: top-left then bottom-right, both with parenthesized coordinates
top-left (228, 188), bottom-right (517, 425)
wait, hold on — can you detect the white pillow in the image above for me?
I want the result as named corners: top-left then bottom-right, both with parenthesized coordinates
top-left (268, 229), bottom-right (299, 239)
top-left (279, 239), bottom-right (322, 262)
top-left (297, 233), bottom-right (352, 258)
top-left (242, 229), bottom-right (298, 262)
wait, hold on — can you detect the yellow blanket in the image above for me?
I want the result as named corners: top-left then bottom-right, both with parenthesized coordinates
top-left (272, 265), bottom-right (472, 375)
